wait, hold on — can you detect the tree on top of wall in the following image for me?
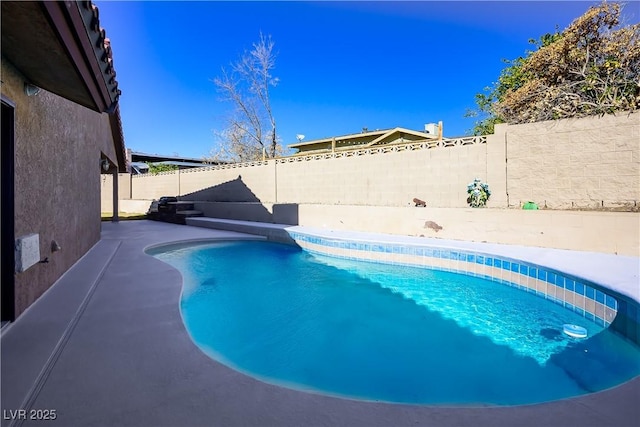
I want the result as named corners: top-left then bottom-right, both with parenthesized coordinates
top-left (209, 33), bottom-right (282, 163)
top-left (466, 1), bottom-right (639, 135)
top-left (146, 162), bottom-right (178, 175)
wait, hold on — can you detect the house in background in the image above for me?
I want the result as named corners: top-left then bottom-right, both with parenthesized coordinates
top-left (1, 1), bottom-right (125, 322)
top-left (288, 122), bottom-right (443, 155)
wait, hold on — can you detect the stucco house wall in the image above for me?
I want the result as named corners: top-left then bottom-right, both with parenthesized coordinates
top-left (2, 59), bottom-right (119, 316)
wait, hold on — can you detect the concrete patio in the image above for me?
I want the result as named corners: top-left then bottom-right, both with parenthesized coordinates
top-left (1, 220), bottom-right (638, 427)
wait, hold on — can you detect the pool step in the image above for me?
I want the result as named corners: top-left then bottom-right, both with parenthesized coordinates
top-left (147, 198), bottom-right (203, 225)
top-left (185, 217), bottom-right (295, 244)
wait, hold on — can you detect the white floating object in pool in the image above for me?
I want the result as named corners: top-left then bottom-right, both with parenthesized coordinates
top-left (563, 324), bottom-right (588, 339)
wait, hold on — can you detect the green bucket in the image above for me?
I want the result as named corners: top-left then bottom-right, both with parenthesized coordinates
top-left (523, 201), bottom-right (539, 210)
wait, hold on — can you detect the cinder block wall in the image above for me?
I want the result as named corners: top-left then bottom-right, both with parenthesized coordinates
top-left (131, 172), bottom-right (180, 200)
top-left (179, 162), bottom-right (276, 202)
top-left (275, 144), bottom-right (489, 207)
top-left (503, 112), bottom-right (639, 209)
top-left (125, 163), bottom-right (277, 203)
top-left (101, 173), bottom-right (132, 212)
top-left (109, 111), bottom-right (638, 211)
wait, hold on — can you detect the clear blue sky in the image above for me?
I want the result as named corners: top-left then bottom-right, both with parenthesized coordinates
top-left (96, 1), bottom-right (637, 159)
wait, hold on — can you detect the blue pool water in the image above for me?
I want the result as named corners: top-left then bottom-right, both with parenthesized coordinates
top-left (149, 240), bottom-right (640, 405)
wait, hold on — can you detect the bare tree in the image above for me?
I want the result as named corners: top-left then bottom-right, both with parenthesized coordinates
top-left (211, 33), bottom-right (280, 162)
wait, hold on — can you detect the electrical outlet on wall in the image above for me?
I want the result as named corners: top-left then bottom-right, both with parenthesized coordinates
top-left (15, 233), bottom-right (40, 273)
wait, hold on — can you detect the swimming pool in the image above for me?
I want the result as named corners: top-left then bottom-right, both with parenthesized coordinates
top-left (148, 236), bottom-right (640, 406)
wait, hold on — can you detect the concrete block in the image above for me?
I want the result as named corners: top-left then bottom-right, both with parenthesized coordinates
top-left (585, 163), bottom-right (617, 177)
top-left (616, 162), bottom-right (640, 176)
top-left (570, 176), bottom-right (600, 190)
top-left (615, 150), bottom-right (634, 163)
top-left (15, 233), bottom-right (40, 273)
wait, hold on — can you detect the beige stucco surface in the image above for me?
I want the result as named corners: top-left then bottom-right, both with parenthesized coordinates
top-left (2, 59), bottom-right (119, 316)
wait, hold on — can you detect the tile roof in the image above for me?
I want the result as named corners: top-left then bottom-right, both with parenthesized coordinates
top-left (288, 127), bottom-right (439, 149)
top-left (2, 1), bottom-right (126, 170)
top-left (1, 1), bottom-right (121, 112)
top-left (81, 1), bottom-right (121, 111)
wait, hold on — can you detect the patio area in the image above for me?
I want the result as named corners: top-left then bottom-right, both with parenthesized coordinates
top-left (1, 220), bottom-right (638, 427)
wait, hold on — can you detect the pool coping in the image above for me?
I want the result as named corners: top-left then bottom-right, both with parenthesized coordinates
top-left (1, 220), bottom-right (639, 427)
top-left (186, 218), bottom-right (640, 303)
top-left (288, 225), bottom-right (640, 299)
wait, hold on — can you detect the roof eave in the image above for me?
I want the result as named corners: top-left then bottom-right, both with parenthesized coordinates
top-left (289, 127), bottom-right (439, 149)
top-left (288, 129), bottom-right (390, 149)
top-left (42, 1), bottom-right (120, 112)
top-left (1, 1), bottom-right (120, 113)
top-left (108, 104), bottom-right (127, 171)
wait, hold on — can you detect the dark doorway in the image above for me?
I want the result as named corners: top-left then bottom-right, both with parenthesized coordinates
top-left (1, 98), bottom-right (16, 322)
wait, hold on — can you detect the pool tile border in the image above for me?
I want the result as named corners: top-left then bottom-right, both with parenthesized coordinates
top-left (288, 231), bottom-right (627, 330)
